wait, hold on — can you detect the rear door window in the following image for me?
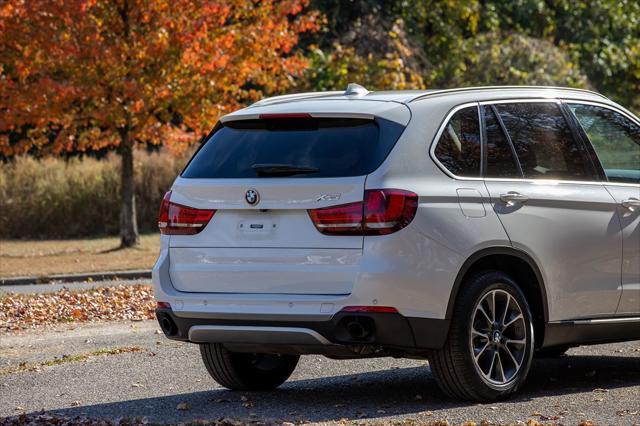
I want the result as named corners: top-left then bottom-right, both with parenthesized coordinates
top-left (181, 117), bottom-right (405, 179)
top-left (483, 106), bottom-right (522, 178)
top-left (493, 102), bottom-right (597, 181)
top-left (568, 103), bottom-right (640, 184)
top-left (433, 106), bottom-right (481, 177)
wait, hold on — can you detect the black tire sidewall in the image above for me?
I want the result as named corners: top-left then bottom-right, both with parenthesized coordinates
top-left (230, 351), bottom-right (300, 390)
top-left (200, 343), bottom-right (299, 391)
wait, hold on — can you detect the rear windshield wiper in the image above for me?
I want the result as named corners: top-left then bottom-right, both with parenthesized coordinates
top-left (251, 163), bottom-right (320, 177)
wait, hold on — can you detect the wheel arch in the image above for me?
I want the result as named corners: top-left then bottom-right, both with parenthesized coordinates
top-left (446, 246), bottom-right (549, 348)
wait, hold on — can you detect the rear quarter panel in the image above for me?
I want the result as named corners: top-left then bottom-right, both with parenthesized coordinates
top-left (361, 99), bottom-right (512, 319)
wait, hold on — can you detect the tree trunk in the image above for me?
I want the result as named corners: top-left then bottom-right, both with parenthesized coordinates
top-left (119, 128), bottom-right (139, 247)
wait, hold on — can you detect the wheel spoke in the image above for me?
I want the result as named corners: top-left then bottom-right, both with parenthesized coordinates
top-left (505, 338), bottom-right (526, 346)
top-left (496, 351), bottom-right (506, 383)
top-left (475, 341), bottom-right (490, 360)
top-left (472, 328), bottom-right (488, 339)
top-left (490, 291), bottom-right (497, 323)
top-left (503, 313), bottom-right (523, 329)
top-left (477, 306), bottom-right (492, 324)
top-left (487, 349), bottom-right (497, 379)
top-left (503, 343), bottom-right (521, 369)
top-left (501, 293), bottom-right (511, 326)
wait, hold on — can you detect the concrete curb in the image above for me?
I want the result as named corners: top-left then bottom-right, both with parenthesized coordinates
top-left (0, 270), bottom-right (152, 286)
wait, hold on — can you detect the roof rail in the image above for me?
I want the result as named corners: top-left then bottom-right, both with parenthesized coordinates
top-left (250, 90), bottom-right (343, 107)
top-left (408, 85), bottom-right (609, 103)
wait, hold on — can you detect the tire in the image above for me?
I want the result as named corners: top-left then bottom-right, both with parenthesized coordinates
top-left (200, 343), bottom-right (299, 391)
top-left (429, 270), bottom-right (535, 402)
top-left (535, 346), bottom-right (569, 358)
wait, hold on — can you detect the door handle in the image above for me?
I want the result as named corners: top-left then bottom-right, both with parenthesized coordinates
top-left (621, 197), bottom-right (640, 211)
top-left (500, 191), bottom-right (529, 205)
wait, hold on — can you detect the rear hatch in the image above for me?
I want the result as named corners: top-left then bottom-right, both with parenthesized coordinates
top-left (167, 102), bottom-right (409, 294)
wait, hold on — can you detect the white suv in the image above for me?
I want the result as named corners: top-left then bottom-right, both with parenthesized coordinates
top-left (153, 85), bottom-right (640, 401)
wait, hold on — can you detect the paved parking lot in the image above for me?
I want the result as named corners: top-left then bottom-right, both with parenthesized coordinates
top-left (1, 320), bottom-right (639, 425)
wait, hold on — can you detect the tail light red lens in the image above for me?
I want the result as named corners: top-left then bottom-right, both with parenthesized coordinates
top-left (157, 190), bottom-right (215, 235)
top-left (308, 189), bottom-right (418, 236)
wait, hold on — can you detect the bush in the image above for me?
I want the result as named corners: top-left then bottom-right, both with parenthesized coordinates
top-left (0, 150), bottom-right (187, 239)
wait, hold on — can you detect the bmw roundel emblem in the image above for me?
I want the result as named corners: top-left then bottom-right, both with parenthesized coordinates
top-left (245, 189), bottom-right (260, 206)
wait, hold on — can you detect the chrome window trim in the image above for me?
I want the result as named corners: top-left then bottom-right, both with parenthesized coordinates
top-left (563, 100), bottom-right (640, 188)
top-left (428, 97), bottom-right (640, 187)
top-left (478, 98), bottom-right (563, 106)
top-left (428, 101), bottom-right (482, 180)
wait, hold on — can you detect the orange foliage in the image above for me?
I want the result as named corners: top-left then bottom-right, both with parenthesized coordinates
top-left (0, 0), bottom-right (320, 155)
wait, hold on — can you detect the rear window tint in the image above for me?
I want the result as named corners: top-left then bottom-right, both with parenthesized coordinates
top-left (494, 102), bottom-right (596, 181)
top-left (433, 106), bottom-right (481, 177)
top-left (182, 117), bottom-right (405, 179)
top-left (483, 106), bottom-right (521, 178)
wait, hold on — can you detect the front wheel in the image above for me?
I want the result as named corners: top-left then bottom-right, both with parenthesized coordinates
top-left (200, 343), bottom-right (299, 391)
top-left (429, 271), bottom-right (535, 402)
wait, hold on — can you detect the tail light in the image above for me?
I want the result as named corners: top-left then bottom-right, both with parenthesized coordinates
top-left (308, 189), bottom-right (418, 236)
top-left (157, 190), bottom-right (215, 235)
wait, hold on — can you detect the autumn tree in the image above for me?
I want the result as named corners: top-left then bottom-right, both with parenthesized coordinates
top-left (0, 0), bottom-right (319, 246)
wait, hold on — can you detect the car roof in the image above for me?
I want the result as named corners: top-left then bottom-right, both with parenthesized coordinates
top-left (248, 85), bottom-right (609, 106)
top-left (222, 85), bottom-right (620, 124)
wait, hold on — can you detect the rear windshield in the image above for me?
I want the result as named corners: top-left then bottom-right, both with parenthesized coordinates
top-left (181, 117), bottom-right (405, 178)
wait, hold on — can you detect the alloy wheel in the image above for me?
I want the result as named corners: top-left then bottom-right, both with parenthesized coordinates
top-left (469, 289), bottom-right (528, 386)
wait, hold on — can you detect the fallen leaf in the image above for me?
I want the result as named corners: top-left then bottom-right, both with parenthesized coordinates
top-left (70, 401), bottom-right (81, 407)
top-left (176, 402), bottom-right (191, 411)
top-left (540, 415), bottom-right (560, 421)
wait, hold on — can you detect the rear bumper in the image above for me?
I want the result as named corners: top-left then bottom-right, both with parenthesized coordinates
top-left (156, 308), bottom-right (449, 352)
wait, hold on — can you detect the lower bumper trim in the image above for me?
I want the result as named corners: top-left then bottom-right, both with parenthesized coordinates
top-left (188, 325), bottom-right (332, 345)
top-left (156, 308), bottom-right (449, 351)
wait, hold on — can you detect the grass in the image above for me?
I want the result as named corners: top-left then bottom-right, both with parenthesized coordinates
top-left (0, 346), bottom-right (143, 376)
top-left (0, 234), bottom-right (160, 277)
top-left (0, 149), bottom-right (187, 239)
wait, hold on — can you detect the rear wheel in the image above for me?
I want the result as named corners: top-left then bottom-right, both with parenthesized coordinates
top-left (200, 343), bottom-right (299, 391)
top-left (430, 271), bottom-right (535, 402)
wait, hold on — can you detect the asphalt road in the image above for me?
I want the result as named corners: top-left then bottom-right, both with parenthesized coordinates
top-left (1, 320), bottom-right (639, 425)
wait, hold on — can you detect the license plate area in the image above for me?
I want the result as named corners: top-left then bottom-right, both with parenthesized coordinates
top-left (236, 216), bottom-right (278, 240)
